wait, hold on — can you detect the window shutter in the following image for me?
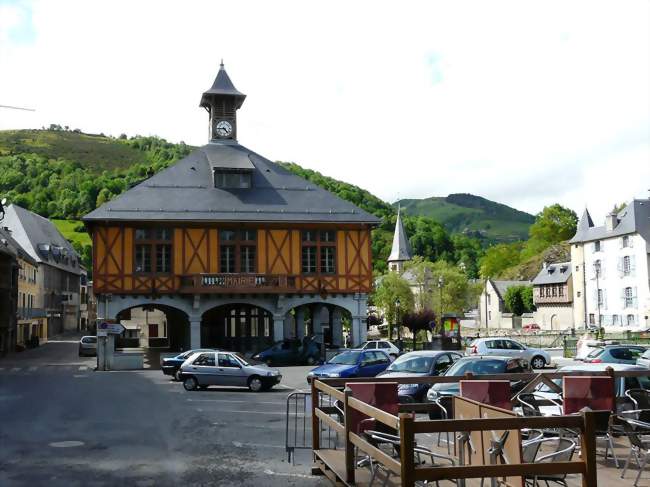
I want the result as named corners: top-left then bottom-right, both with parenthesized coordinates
top-left (600, 262), bottom-right (606, 279)
top-left (618, 257), bottom-right (623, 277)
top-left (629, 236), bottom-right (634, 248)
top-left (620, 238), bottom-right (624, 249)
top-left (621, 288), bottom-right (626, 308)
top-left (631, 255), bottom-right (636, 276)
top-left (634, 287), bottom-right (638, 309)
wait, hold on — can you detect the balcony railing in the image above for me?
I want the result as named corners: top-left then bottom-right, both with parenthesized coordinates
top-left (17, 308), bottom-right (47, 320)
top-left (180, 273), bottom-right (297, 292)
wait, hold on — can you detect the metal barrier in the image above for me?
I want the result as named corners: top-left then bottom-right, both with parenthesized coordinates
top-left (285, 390), bottom-right (340, 464)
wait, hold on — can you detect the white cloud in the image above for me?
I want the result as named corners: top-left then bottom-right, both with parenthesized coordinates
top-left (0, 0), bottom-right (648, 221)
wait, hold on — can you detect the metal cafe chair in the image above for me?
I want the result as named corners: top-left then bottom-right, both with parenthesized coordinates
top-left (362, 430), bottom-right (456, 487)
top-left (524, 437), bottom-right (576, 487)
top-left (619, 416), bottom-right (650, 487)
top-left (517, 392), bottom-right (562, 418)
top-left (623, 389), bottom-right (650, 422)
top-left (432, 396), bottom-right (454, 454)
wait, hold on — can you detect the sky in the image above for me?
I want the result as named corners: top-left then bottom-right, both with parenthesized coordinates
top-left (0, 0), bottom-right (648, 223)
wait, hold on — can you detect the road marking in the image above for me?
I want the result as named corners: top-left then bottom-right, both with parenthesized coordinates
top-left (73, 374), bottom-right (88, 378)
top-left (49, 440), bottom-right (85, 448)
top-left (0, 367), bottom-right (4, 371)
top-left (28, 366), bottom-right (38, 372)
top-left (186, 398), bottom-right (286, 405)
top-left (202, 409), bottom-right (286, 415)
top-left (78, 366), bottom-right (88, 371)
top-left (233, 441), bottom-right (284, 449)
top-left (262, 468), bottom-right (318, 479)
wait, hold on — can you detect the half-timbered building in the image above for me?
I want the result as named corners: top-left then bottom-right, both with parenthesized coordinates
top-left (83, 63), bottom-right (379, 352)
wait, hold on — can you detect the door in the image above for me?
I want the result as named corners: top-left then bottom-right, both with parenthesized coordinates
top-left (505, 340), bottom-right (526, 358)
top-left (358, 351), bottom-right (389, 377)
top-left (148, 324), bottom-right (158, 338)
top-left (188, 352), bottom-right (217, 385)
top-left (216, 353), bottom-right (247, 386)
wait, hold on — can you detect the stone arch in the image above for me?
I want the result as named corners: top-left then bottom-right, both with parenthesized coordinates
top-left (285, 302), bottom-right (353, 349)
top-left (112, 302), bottom-right (190, 352)
top-left (550, 314), bottom-right (558, 330)
top-left (200, 302), bottom-right (276, 354)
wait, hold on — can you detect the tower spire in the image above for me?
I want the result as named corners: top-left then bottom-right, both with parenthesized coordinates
top-left (387, 206), bottom-right (411, 273)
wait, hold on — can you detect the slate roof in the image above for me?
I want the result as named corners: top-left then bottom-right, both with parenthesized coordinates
top-left (570, 199), bottom-right (650, 243)
top-left (489, 279), bottom-right (530, 300)
top-left (200, 62), bottom-right (246, 108)
top-left (83, 141), bottom-right (381, 225)
top-left (532, 261), bottom-right (572, 285)
top-left (0, 227), bottom-right (19, 260)
top-left (3, 205), bottom-right (81, 275)
top-left (388, 207), bottom-right (412, 262)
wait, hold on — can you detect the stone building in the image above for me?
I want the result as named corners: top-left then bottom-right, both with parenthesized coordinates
top-left (83, 63), bottom-right (379, 353)
top-left (0, 227), bottom-right (19, 355)
top-left (478, 279), bottom-right (531, 329)
top-left (532, 262), bottom-right (574, 330)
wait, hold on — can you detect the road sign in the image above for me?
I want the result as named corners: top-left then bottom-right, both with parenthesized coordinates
top-left (97, 322), bottom-right (125, 334)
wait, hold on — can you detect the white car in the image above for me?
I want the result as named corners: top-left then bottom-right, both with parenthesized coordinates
top-left (467, 337), bottom-right (550, 369)
top-left (359, 340), bottom-right (400, 359)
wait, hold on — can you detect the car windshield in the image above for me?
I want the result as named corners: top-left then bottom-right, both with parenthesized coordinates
top-left (387, 355), bottom-right (433, 373)
top-left (444, 359), bottom-right (507, 376)
top-left (328, 351), bottom-right (361, 365)
top-left (586, 348), bottom-right (604, 358)
top-left (233, 353), bottom-right (256, 366)
top-left (82, 337), bottom-right (96, 343)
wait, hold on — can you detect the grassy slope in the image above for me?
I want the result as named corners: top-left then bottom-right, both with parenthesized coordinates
top-left (397, 195), bottom-right (534, 243)
top-left (497, 241), bottom-right (571, 281)
top-left (52, 219), bottom-right (91, 248)
top-left (0, 129), bottom-right (149, 172)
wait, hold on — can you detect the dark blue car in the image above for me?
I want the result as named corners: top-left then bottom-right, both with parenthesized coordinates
top-left (161, 349), bottom-right (218, 380)
top-left (306, 349), bottom-right (391, 383)
top-left (252, 338), bottom-right (321, 366)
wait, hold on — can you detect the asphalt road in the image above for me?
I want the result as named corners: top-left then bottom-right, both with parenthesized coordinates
top-left (0, 340), bottom-right (326, 487)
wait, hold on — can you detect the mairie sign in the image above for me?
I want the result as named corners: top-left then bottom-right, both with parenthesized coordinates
top-left (97, 322), bottom-right (125, 335)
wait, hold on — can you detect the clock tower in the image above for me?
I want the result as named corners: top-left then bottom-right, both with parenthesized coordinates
top-left (200, 61), bottom-right (246, 141)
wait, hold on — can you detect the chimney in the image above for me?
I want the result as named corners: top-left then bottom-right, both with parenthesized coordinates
top-left (605, 213), bottom-right (618, 232)
top-left (542, 261), bottom-right (548, 269)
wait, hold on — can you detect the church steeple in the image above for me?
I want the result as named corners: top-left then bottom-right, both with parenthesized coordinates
top-left (387, 205), bottom-right (412, 273)
top-left (200, 62), bottom-right (246, 142)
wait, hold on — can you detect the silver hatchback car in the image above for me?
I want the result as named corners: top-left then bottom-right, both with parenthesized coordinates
top-left (467, 337), bottom-right (551, 369)
top-left (179, 350), bottom-right (282, 392)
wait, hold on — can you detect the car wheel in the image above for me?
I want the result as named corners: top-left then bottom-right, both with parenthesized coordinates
top-left (248, 375), bottom-right (263, 392)
top-left (174, 370), bottom-right (182, 382)
top-left (306, 356), bottom-right (316, 366)
top-left (531, 356), bottom-right (546, 369)
top-left (183, 376), bottom-right (198, 391)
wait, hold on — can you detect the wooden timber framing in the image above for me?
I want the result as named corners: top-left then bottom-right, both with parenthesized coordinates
top-left (309, 369), bottom-right (642, 486)
top-left (90, 223), bottom-right (372, 295)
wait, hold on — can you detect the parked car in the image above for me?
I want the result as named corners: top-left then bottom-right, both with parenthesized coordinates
top-left (583, 344), bottom-right (647, 365)
top-left (522, 324), bottom-right (540, 333)
top-left (358, 340), bottom-right (401, 359)
top-left (425, 356), bottom-right (532, 416)
top-left (467, 337), bottom-right (551, 369)
top-left (376, 351), bottom-right (463, 403)
top-left (637, 348), bottom-right (650, 368)
top-left (78, 336), bottom-right (97, 357)
top-left (179, 350), bottom-right (281, 392)
top-left (251, 337), bottom-right (321, 366)
top-left (161, 349), bottom-right (218, 380)
top-left (534, 363), bottom-right (650, 413)
top-left (306, 349), bottom-right (391, 383)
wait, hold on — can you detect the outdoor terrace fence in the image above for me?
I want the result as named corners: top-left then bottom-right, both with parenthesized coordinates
top-left (309, 368), bottom-right (650, 486)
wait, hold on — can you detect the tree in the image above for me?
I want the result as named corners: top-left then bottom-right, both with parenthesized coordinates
top-left (528, 204), bottom-right (578, 246)
top-left (374, 273), bottom-right (414, 340)
top-left (479, 242), bottom-right (523, 278)
top-left (402, 309), bottom-right (436, 349)
top-left (427, 260), bottom-right (471, 318)
top-left (403, 256), bottom-right (434, 311)
top-left (503, 285), bottom-right (535, 315)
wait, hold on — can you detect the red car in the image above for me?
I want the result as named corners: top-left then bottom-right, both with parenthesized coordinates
top-left (522, 324), bottom-right (540, 333)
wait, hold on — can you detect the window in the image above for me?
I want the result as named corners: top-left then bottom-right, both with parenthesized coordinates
top-left (213, 170), bottom-right (252, 189)
top-left (612, 315), bottom-right (619, 326)
top-left (597, 289), bottom-right (604, 306)
top-left (558, 286), bottom-right (564, 297)
top-left (135, 228), bottom-right (172, 273)
top-left (301, 230), bottom-right (336, 274)
top-left (589, 314), bottom-right (595, 324)
top-left (575, 265), bottom-right (579, 272)
top-left (623, 256), bottom-right (631, 276)
top-left (594, 241), bottom-right (601, 252)
top-left (622, 236), bottom-right (630, 248)
top-left (594, 260), bottom-right (602, 277)
top-left (219, 229), bottom-right (257, 273)
top-left (193, 353), bottom-right (215, 366)
top-left (218, 353), bottom-right (240, 368)
top-left (627, 315), bottom-right (636, 326)
top-left (624, 287), bottom-right (634, 308)
top-left (434, 355), bottom-right (453, 374)
top-left (552, 286), bottom-right (557, 297)
top-left (577, 291), bottom-right (581, 298)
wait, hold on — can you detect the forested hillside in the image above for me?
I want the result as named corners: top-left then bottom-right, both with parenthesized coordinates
top-left (396, 193), bottom-right (535, 243)
top-left (0, 128), bottom-right (565, 281)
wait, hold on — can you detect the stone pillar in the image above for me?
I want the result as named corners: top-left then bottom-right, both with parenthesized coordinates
top-left (331, 307), bottom-right (343, 347)
top-left (273, 315), bottom-right (284, 342)
top-left (190, 319), bottom-right (201, 349)
top-left (295, 306), bottom-right (305, 340)
top-left (284, 312), bottom-right (295, 339)
top-left (351, 316), bottom-right (363, 347)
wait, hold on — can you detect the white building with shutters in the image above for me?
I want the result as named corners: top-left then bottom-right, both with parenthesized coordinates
top-left (570, 199), bottom-right (650, 331)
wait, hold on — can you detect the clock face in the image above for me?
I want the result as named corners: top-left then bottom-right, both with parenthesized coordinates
top-left (215, 120), bottom-right (233, 138)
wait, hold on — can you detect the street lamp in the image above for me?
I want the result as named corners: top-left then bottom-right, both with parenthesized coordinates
top-left (395, 298), bottom-right (401, 346)
top-left (437, 276), bottom-right (444, 332)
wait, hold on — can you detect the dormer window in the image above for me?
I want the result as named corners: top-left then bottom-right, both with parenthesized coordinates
top-left (213, 169), bottom-right (252, 189)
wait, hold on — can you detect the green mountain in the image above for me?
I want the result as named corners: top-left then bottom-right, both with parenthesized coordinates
top-left (396, 193), bottom-right (535, 243)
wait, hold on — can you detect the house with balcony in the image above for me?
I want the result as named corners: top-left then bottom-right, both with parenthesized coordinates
top-left (532, 261), bottom-right (574, 330)
top-left (570, 199), bottom-right (650, 330)
top-left (15, 237), bottom-right (47, 346)
top-left (82, 63), bottom-right (379, 353)
top-left (3, 204), bottom-right (82, 337)
top-left (0, 227), bottom-right (19, 355)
